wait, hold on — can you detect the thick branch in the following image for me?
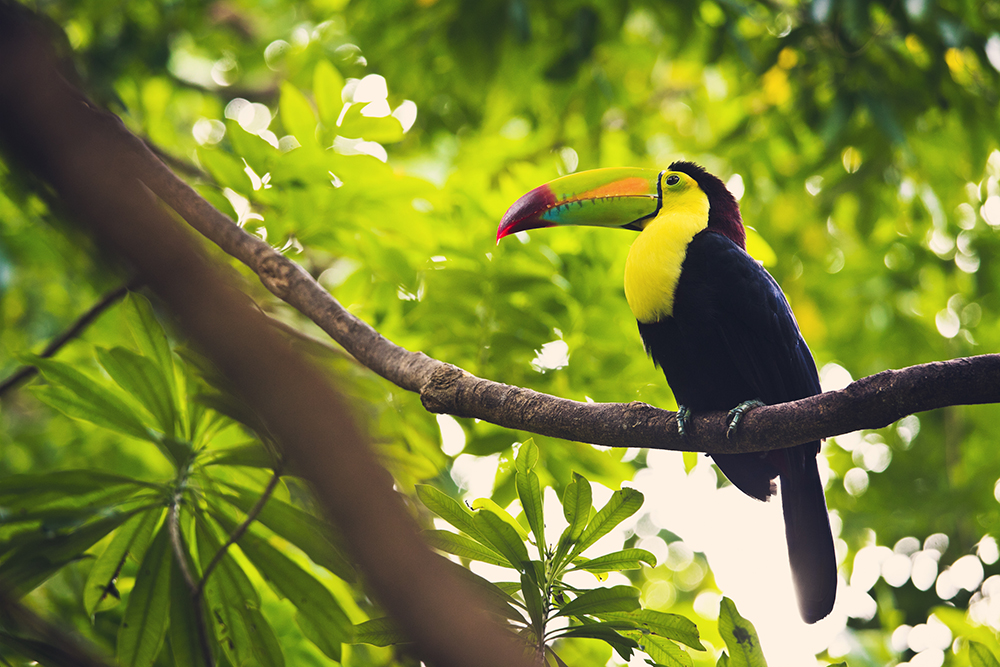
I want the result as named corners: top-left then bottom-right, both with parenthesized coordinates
top-left (0, 13), bottom-right (534, 667)
top-left (107, 99), bottom-right (1000, 453)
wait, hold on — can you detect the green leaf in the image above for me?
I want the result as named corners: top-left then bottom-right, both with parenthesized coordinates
top-left (279, 81), bottom-right (317, 144)
top-left (117, 522), bottom-right (172, 667)
top-left (717, 652), bottom-right (731, 667)
top-left (27, 355), bottom-right (155, 442)
top-left (572, 548), bottom-right (657, 573)
top-left (516, 470), bottom-right (545, 558)
top-left (337, 104), bottom-right (404, 143)
top-left (521, 571), bottom-right (544, 635)
top-left (971, 641), bottom-right (1000, 667)
top-left (423, 529), bottom-right (510, 567)
top-left (601, 610), bottom-right (704, 652)
top-left (561, 473), bottom-right (592, 542)
top-left (168, 538), bottom-right (212, 667)
top-left (234, 527), bottom-right (351, 661)
top-left (0, 511), bottom-right (136, 596)
top-left (555, 585), bottom-right (641, 618)
top-left (205, 443), bottom-right (278, 468)
top-left (352, 617), bottom-right (407, 647)
top-left (416, 484), bottom-right (486, 542)
top-left (0, 470), bottom-right (153, 504)
top-left (96, 346), bottom-right (177, 437)
top-left (215, 484), bottom-right (355, 583)
top-left (555, 623), bottom-right (638, 661)
top-left (85, 508), bottom-right (162, 615)
top-left (568, 487), bottom-right (643, 561)
top-left (717, 598), bottom-right (766, 667)
top-left (196, 520), bottom-right (285, 667)
top-left (641, 635), bottom-right (692, 667)
top-left (472, 509), bottom-right (530, 571)
top-left (314, 60), bottom-right (345, 126)
top-left (515, 438), bottom-right (539, 474)
top-left (122, 293), bottom-right (175, 391)
top-left (470, 497), bottom-right (530, 542)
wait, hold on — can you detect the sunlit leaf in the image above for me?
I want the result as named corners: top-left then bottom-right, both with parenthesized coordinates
top-left (717, 598), bottom-right (766, 667)
top-left (568, 487), bottom-right (643, 561)
top-left (117, 522), bottom-right (172, 667)
top-left (84, 508), bottom-right (162, 615)
top-left (570, 548), bottom-right (656, 573)
top-left (555, 585), bottom-right (640, 618)
top-left (27, 356), bottom-right (155, 442)
top-left (472, 509), bottom-right (530, 571)
top-left (96, 346), bottom-right (177, 437)
top-left (423, 529), bottom-right (509, 567)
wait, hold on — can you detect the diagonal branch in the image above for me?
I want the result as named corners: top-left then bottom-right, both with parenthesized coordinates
top-left (108, 102), bottom-right (1000, 455)
top-left (0, 279), bottom-right (139, 398)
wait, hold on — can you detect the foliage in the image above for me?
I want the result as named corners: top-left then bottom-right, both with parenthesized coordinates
top-left (2, 0), bottom-right (1000, 666)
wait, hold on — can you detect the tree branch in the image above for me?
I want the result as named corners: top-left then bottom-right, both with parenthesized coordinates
top-left (195, 469), bottom-right (281, 597)
top-left (0, 279), bottom-right (138, 398)
top-left (0, 12), bottom-right (535, 667)
top-left (107, 99), bottom-right (1000, 454)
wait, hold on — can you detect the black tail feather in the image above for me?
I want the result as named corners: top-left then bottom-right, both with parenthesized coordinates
top-left (780, 446), bottom-right (837, 623)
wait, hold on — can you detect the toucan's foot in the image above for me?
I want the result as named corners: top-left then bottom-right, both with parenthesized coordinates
top-left (726, 399), bottom-right (765, 439)
top-left (676, 405), bottom-right (692, 437)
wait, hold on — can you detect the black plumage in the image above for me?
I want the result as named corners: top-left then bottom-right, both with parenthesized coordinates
top-left (637, 228), bottom-right (837, 623)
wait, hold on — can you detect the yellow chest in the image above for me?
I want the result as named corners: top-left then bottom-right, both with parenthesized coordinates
top-left (624, 206), bottom-right (709, 323)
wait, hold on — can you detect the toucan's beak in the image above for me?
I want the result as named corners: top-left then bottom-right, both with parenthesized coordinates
top-left (497, 168), bottom-right (663, 243)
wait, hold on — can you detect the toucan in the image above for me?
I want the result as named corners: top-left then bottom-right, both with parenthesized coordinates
top-left (496, 161), bottom-right (836, 623)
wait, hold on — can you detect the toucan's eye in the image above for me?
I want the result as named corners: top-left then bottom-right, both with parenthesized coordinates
top-left (666, 174), bottom-right (680, 186)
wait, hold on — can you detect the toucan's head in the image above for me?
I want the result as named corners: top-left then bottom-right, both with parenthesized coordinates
top-left (497, 161), bottom-right (745, 249)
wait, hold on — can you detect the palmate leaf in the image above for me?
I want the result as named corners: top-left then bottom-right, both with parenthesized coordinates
top-left (0, 511), bottom-right (137, 597)
top-left (122, 293), bottom-right (176, 401)
top-left (205, 442), bottom-right (278, 469)
top-left (0, 470), bottom-right (156, 505)
top-left (229, 524), bottom-right (352, 662)
top-left (168, 550), bottom-right (212, 667)
top-left (117, 522), bottom-right (172, 667)
top-left (196, 519), bottom-right (285, 667)
top-left (27, 355), bottom-right (155, 443)
top-left (96, 346), bottom-right (177, 438)
top-left (211, 484), bottom-right (355, 583)
top-left (84, 508), bottom-right (162, 615)
top-left (717, 598), bottom-right (766, 667)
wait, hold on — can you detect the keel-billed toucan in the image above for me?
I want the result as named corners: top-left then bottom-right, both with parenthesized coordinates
top-left (497, 161), bottom-right (837, 623)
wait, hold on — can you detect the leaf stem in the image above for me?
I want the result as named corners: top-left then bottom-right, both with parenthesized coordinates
top-left (194, 468), bottom-right (281, 597)
top-left (168, 466), bottom-right (215, 667)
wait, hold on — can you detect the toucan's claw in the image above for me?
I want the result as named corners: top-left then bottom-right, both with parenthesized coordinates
top-left (726, 399), bottom-right (765, 439)
top-left (676, 405), bottom-right (692, 437)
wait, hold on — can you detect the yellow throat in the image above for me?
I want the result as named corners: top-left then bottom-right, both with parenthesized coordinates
top-left (624, 185), bottom-right (710, 323)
